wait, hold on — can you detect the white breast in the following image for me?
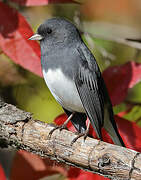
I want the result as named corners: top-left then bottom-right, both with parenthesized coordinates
top-left (43, 68), bottom-right (85, 113)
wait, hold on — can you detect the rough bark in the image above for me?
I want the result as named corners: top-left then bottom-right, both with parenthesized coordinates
top-left (0, 100), bottom-right (141, 180)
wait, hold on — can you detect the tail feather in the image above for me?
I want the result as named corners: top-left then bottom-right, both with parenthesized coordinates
top-left (104, 107), bottom-right (125, 147)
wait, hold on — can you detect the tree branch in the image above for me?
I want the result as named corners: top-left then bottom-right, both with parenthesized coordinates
top-left (0, 100), bottom-right (141, 180)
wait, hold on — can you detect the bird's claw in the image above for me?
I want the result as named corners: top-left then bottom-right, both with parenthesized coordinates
top-left (70, 131), bottom-right (89, 146)
top-left (47, 125), bottom-right (68, 140)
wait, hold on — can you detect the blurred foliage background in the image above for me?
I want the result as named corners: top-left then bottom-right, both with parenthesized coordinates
top-left (1, 0), bottom-right (141, 124)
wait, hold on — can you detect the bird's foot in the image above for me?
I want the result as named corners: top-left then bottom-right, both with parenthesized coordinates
top-left (47, 124), bottom-right (68, 140)
top-left (70, 131), bottom-right (89, 146)
top-left (48, 113), bottom-right (74, 140)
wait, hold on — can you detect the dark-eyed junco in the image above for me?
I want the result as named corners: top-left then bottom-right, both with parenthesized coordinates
top-left (29, 18), bottom-right (125, 146)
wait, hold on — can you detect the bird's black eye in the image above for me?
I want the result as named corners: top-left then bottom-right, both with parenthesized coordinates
top-left (46, 28), bottom-right (52, 34)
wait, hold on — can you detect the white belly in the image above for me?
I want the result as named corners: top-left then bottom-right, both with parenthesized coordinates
top-left (43, 68), bottom-right (85, 113)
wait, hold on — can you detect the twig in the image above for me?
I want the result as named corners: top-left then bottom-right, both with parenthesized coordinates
top-left (0, 100), bottom-right (141, 180)
top-left (82, 22), bottom-right (141, 50)
top-left (90, 33), bottom-right (141, 50)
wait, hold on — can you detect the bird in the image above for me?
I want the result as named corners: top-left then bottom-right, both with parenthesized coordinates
top-left (29, 17), bottom-right (125, 147)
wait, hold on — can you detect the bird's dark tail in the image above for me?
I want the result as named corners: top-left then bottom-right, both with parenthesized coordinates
top-left (103, 105), bottom-right (125, 147)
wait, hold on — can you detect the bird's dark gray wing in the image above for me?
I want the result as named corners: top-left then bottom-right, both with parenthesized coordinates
top-left (74, 45), bottom-right (105, 140)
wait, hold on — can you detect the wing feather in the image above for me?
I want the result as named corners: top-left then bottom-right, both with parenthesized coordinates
top-left (75, 45), bottom-right (105, 139)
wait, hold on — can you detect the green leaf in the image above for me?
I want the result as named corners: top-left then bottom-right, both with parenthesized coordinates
top-left (113, 103), bottom-right (127, 114)
top-left (126, 82), bottom-right (141, 103)
top-left (123, 105), bottom-right (141, 126)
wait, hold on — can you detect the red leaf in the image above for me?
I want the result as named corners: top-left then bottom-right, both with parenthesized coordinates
top-left (0, 164), bottom-right (6, 180)
top-left (9, 0), bottom-right (76, 6)
top-left (68, 167), bottom-right (109, 180)
top-left (11, 150), bottom-right (67, 180)
top-left (103, 61), bottom-right (141, 106)
top-left (0, 2), bottom-right (42, 76)
top-left (115, 115), bottom-right (141, 152)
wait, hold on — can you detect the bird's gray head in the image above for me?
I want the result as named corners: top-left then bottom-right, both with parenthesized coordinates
top-left (29, 18), bottom-right (81, 47)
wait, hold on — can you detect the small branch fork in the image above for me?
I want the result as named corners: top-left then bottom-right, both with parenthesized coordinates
top-left (0, 100), bottom-right (141, 180)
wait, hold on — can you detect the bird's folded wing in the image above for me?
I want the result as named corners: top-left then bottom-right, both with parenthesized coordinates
top-left (74, 46), bottom-right (105, 139)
